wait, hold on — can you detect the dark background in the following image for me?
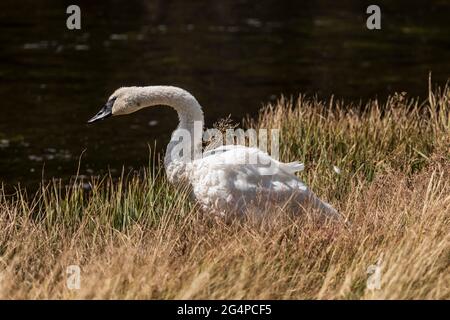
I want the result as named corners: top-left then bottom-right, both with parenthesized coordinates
top-left (0, 0), bottom-right (449, 188)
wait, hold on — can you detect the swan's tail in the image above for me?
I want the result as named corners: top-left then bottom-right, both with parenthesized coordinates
top-left (295, 190), bottom-right (341, 220)
top-left (315, 198), bottom-right (341, 220)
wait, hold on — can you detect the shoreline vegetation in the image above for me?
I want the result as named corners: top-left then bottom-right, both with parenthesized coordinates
top-left (0, 81), bottom-right (449, 299)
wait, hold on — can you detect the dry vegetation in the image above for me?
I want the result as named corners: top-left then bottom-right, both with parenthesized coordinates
top-left (0, 81), bottom-right (449, 299)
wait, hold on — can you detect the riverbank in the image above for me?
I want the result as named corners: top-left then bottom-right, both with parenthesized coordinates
top-left (0, 82), bottom-right (448, 299)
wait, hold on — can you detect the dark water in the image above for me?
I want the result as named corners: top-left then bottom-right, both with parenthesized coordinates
top-left (0, 0), bottom-right (449, 188)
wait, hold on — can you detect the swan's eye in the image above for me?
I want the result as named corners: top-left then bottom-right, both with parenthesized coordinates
top-left (107, 97), bottom-right (117, 107)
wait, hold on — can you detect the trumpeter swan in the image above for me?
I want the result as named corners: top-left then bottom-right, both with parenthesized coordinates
top-left (88, 86), bottom-right (339, 218)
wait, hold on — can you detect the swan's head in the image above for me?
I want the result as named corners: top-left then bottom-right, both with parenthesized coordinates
top-left (87, 87), bottom-right (142, 124)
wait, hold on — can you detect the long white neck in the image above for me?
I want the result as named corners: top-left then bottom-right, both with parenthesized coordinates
top-left (127, 86), bottom-right (204, 178)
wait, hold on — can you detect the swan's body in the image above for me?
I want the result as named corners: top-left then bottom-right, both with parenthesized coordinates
top-left (88, 86), bottom-right (339, 218)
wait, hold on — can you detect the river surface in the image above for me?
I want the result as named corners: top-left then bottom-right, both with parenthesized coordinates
top-left (0, 0), bottom-right (449, 188)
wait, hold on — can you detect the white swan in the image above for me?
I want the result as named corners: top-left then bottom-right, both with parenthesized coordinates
top-left (88, 86), bottom-right (339, 218)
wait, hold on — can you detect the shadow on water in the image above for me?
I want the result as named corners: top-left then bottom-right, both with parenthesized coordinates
top-left (0, 0), bottom-right (449, 189)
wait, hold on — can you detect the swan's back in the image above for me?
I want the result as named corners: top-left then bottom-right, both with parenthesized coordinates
top-left (189, 145), bottom-right (338, 218)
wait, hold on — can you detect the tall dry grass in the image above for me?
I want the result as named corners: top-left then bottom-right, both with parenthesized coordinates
top-left (0, 81), bottom-right (449, 299)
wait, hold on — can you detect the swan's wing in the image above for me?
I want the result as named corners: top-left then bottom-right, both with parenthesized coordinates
top-left (193, 146), bottom-right (308, 202)
top-left (192, 146), bottom-right (338, 217)
top-left (202, 145), bottom-right (247, 158)
top-left (202, 145), bottom-right (304, 174)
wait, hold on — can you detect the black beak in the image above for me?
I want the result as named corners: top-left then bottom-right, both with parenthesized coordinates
top-left (87, 99), bottom-right (115, 124)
